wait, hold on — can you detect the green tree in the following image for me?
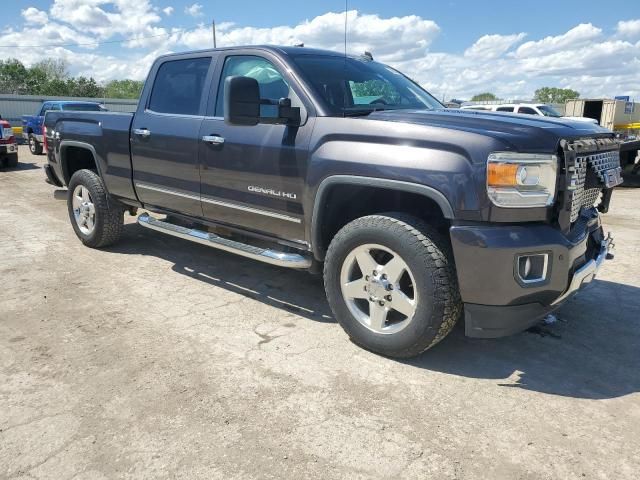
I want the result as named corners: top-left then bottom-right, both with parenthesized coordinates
top-left (0, 59), bottom-right (30, 94)
top-left (32, 58), bottom-right (69, 82)
top-left (104, 79), bottom-right (144, 99)
top-left (533, 87), bottom-right (579, 104)
top-left (471, 92), bottom-right (498, 102)
top-left (66, 77), bottom-right (104, 97)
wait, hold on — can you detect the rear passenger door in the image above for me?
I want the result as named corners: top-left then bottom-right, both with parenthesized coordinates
top-left (131, 55), bottom-right (215, 217)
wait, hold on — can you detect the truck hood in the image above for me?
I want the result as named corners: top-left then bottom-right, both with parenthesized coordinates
top-left (367, 109), bottom-right (612, 152)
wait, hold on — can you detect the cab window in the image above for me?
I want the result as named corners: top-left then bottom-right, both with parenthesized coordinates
top-left (518, 107), bottom-right (538, 115)
top-left (215, 55), bottom-right (296, 117)
top-left (496, 106), bottom-right (514, 112)
top-left (148, 57), bottom-right (211, 115)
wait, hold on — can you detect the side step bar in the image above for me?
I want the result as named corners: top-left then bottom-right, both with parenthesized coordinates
top-left (137, 213), bottom-right (312, 269)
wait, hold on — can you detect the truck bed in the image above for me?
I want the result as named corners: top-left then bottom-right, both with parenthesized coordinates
top-left (44, 111), bottom-right (137, 202)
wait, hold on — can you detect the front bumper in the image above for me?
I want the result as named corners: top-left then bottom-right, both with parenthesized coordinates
top-left (450, 211), bottom-right (614, 338)
top-left (0, 143), bottom-right (18, 156)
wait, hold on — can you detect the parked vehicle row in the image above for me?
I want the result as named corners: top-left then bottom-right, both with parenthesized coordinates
top-left (22, 101), bottom-right (106, 155)
top-left (460, 103), bottom-right (599, 124)
top-left (43, 46), bottom-right (621, 357)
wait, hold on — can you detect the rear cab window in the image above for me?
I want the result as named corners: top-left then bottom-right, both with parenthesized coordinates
top-left (61, 103), bottom-right (105, 112)
top-left (148, 57), bottom-right (212, 115)
top-left (517, 107), bottom-right (539, 115)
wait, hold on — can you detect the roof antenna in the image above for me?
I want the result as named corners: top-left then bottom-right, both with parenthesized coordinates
top-left (212, 19), bottom-right (217, 48)
top-left (343, 0), bottom-right (348, 118)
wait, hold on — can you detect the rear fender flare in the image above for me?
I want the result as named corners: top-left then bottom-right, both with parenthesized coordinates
top-left (59, 140), bottom-right (105, 182)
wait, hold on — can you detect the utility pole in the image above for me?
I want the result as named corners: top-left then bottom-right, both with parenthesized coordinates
top-left (212, 19), bottom-right (217, 48)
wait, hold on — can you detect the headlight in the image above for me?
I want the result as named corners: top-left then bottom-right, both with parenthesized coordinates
top-left (487, 152), bottom-right (558, 208)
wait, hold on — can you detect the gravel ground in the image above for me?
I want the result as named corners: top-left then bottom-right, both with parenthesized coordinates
top-left (1, 147), bottom-right (639, 480)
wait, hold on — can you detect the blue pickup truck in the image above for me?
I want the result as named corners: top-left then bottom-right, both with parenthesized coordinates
top-left (22, 101), bottom-right (106, 155)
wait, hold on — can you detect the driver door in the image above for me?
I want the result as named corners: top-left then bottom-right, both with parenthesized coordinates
top-left (198, 53), bottom-right (314, 243)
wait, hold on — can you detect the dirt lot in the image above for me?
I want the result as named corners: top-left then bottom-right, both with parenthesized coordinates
top-left (1, 147), bottom-right (639, 479)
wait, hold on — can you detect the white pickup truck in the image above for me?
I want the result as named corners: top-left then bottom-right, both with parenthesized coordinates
top-left (461, 103), bottom-right (598, 124)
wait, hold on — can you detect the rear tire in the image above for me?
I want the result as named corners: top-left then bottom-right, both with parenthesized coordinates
top-left (29, 134), bottom-right (43, 155)
top-left (323, 213), bottom-right (462, 358)
top-left (67, 169), bottom-right (124, 248)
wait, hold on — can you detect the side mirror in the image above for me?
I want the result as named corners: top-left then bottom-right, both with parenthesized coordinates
top-left (224, 75), bottom-right (301, 127)
top-left (224, 76), bottom-right (260, 126)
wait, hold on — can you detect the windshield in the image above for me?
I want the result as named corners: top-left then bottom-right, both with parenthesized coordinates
top-left (537, 105), bottom-right (562, 117)
top-left (290, 54), bottom-right (442, 116)
top-left (61, 103), bottom-right (106, 112)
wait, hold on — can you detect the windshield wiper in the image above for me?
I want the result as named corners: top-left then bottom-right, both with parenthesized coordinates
top-left (343, 108), bottom-right (390, 117)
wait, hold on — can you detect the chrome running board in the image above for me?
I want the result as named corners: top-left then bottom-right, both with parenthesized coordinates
top-left (137, 213), bottom-right (312, 269)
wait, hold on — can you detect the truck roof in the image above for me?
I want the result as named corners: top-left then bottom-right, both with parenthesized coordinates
top-left (156, 45), bottom-right (350, 61)
top-left (51, 101), bottom-right (103, 105)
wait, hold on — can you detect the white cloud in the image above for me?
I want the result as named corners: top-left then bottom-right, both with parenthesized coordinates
top-left (0, 5), bottom-right (638, 100)
top-left (515, 23), bottom-right (602, 58)
top-left (21, 7), bottom-right (49, 25)
top-left (179, 10), bottom-right (439, 63)
top-left (185, 3), bottom-right (204, 18)
top-left (464, 33), bottom-right (526, 59)
top-left (616, 19), bottom-right (640, 38)
top-left (163, 6), bottom-right (174, 16)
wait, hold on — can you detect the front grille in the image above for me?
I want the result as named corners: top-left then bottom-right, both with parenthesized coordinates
top-left (568, 149), bottom-right (619, 223)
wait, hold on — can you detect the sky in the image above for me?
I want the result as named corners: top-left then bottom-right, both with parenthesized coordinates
top-left (1, 0), bottom-right (639, 100)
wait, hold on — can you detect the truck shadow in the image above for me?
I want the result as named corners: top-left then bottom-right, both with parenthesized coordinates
top-left (405, 279), bottom-right (640, 399)
top-left (1, 161), bottom-right (40, 171)
top-left (109, 223), bottom-right (639, 400)
top-left (109, 223), bottom-right (334, 323)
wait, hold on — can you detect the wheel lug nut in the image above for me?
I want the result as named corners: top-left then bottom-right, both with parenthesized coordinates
top-left (385, 295), bottom-right (392, 301)
top-left (387, 284), bottom-right (393, 291)
top-left (365, 275), bottom-right (369, 281)
top-left (378, 301), bottom-right (385, 306)
top-left (381, 274), bottom-right (387, 280)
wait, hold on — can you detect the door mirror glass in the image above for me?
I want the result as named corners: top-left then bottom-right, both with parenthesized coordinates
top-left (224, 76), bottom-right (261, 126)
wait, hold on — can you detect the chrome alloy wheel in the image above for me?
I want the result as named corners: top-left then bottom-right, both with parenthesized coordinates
top-left (72, 185), bottom-right (96, 235)
top-left (340, 244), bottom-right (418, 334)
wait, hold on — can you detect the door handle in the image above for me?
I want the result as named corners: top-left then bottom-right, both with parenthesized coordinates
top-left (133, 128), bottom-right (151, 137)
top-left (202, 135), bottom-right (225, 145)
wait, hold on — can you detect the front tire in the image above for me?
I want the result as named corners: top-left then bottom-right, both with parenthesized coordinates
top-left (324, 213), bottom-right (462, 358)
top-left (67, 169), bottom-right (123, 248)
top-left (29, 134), bottom-right (43, 155)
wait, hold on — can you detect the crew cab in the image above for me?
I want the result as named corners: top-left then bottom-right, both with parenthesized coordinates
top-left (43, 46), bottom-right (621, 357)
top-left (461, 103), bottom-right (599, 124)
top-left (22, 101), bottom-right (106, 155)
top-left (0, 116), bottom-right (18, 168)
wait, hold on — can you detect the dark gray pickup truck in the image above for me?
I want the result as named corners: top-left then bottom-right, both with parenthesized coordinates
top-left (43, 46), bottom-right (622, 357)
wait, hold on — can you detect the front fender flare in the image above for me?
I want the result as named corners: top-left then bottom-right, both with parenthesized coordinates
top-left (310, 175), bottom-right (454, 260)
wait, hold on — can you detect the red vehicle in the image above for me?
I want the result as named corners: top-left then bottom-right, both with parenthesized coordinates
top-left (0, 118), bottom-right (18, 168)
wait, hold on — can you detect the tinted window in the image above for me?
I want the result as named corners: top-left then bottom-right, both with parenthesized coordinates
top-left (215, 56), bottom-right (292, 117)
top-left (518, 107), bottom-right (538, 115)
top-left (39, 103), bottom-right (51, 116)
top-left (62, 103), bottom-right (105, 112)
top-left (538, 105), bottom-right (562, 117)
top-left (149, 57), bottom-right (211, 115)
top-left (291, 54), bottom-right (442, 116)
top-left (496, 106), bottom-right (514, 112)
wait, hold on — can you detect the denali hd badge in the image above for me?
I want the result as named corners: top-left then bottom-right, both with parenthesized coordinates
top-left (248, 186), bottom-right (297, 200)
